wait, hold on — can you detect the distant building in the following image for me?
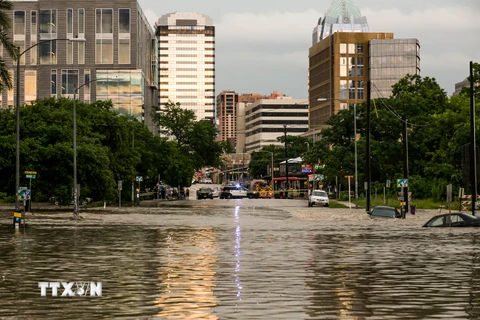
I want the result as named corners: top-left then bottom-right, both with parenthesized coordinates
top-left (4, 0), bottom-right (158, 132)
top-left (308, 0), bottom-right (420, 131)
top-left (244, 98), bottom-right (309, 153)
top-left (453, 78), bottom-right (470, 96)
top-left (155, 12), bottom-right (215, 122)
top-left (216, 90), bottom-right (238, 144)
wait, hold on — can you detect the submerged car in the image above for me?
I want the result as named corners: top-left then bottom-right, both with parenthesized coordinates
top-left (369, 206), bottom-right (402, 219)
top-left (196, 187), bottom-right (214, 200)
top-left (423, 212), bottom-right (480, 227)
top-left (308, 190), bottom-right (329, 207)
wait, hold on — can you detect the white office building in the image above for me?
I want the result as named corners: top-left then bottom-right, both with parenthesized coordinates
top-left (244, 98), bottom-right (309, 152)
top-left (155, 12), bottom-right (215, 122)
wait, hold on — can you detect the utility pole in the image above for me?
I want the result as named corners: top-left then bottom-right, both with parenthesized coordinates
top-left (403, 117), bottom-right (409, 213)
top-left (284, 125), bottom-right (288, 198)
top-left (470, 61), bottom-right (477, 216)
top-left (366, 81), bottom-right (371, 213)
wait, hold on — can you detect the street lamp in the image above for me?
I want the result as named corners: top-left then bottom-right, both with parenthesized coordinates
top-left (15, 38), bottom-right (85, 210)
top-left (317, 98), bottom-right (359, 209)
top-left (72, 75), bottom-right (122, 217)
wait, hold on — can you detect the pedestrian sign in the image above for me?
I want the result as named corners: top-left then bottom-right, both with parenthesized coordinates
top-left (397, 179), bottom-right (408, 187)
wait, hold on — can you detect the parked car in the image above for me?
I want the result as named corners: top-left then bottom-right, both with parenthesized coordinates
top-left (308, 190), bottom-right (329, 207)
top-left (219, 185), bottom-right (248, 199)
top-left (369, 206), bottom-right (402, 219)
top-left (423, 212), bottom-right (480, 227)
top-left (196, 187), bottom-right (214, 200)
top-left (212, 187), bottom-right (220, 198)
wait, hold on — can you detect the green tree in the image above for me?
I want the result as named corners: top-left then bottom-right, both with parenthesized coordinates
top-left (0, 0), bottom-right (18, 91)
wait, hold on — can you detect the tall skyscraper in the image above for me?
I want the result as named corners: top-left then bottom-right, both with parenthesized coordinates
top-left (308, 0), bottom-right (420, 130)
top-left (216, 90), bottom-right (238, 145)
top-left (155, 12), bottom-right (215, 122)
top-left (4, 0), bottom-right (158, 132)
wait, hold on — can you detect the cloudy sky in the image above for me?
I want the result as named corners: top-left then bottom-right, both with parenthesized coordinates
top-left (138, 0), bottom-right (480, 98)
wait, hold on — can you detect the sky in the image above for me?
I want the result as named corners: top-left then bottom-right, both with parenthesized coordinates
top-left (138, 0), bottom-right (480, 98)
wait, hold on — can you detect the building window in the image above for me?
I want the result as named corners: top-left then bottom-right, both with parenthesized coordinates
top-left (340, 43), bottom-right (347, 54)
top-left (348, 57), bottom-right (355, 76)
top-left (8, 70), bottom-right (14, 107)
top-left (118, 8), bottom-right (130, 64)
top-left (84, 69), bottom-right (90, 103)
top-left (78, 9), bottom-right (85, 64)
top-left (30, 11), bottom-right (37, 65)
top-left (348, 43), bottom-right (355, 54)
top-left (66, 9), bottom-right (73, 64)
top-left (340, 57), bottom-right (347, 77)
top-left (61, 69), bottom-right (79, 95)
top-left (14, 11), bottom-right (25, 35)
top-left (357, 81), bottom-right (364, 99)
top-left (25, 70), bottom-right (37, 103)
top-left (357, 44), bottom-right (364, 54)
top-left (95, 9), bottom-right (113, 64)
top-left (14, 11), bottom-right (25, 65)
top-left (357, 57), bottom-right (364, 76)
top-left (349, 80), bottom-right (356, 99)
top-left (39, 9), bottom-right (57, 64)
top-left (340, 80), bottom-right (347, 100)
top-left (51, 69), bottom-right (56, 96)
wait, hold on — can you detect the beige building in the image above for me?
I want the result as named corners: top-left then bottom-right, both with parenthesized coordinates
top-left (308, 0), bottom-right (421, 132)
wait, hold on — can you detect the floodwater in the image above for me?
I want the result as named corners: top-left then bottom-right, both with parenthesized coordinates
top-left (1, 200), bottom-right (480, 319)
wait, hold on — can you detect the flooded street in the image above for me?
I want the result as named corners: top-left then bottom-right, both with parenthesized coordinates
top-left (1, 199), bottom-right (480, 319)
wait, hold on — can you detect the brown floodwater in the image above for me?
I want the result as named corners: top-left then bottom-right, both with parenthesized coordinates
top-left (0, 202), bottom-right (479, 319)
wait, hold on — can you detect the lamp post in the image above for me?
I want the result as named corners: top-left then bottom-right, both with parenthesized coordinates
top-left (284, 125), bottom-right (289, 198)
top-left (15, 38), bottom-right (85, 210)
top-left (72, 75), bottom-right (122, 217)
top-left (317, 98), bottom-right (358, 208)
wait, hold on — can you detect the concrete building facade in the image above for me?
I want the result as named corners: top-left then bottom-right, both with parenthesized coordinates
top-left (244, 98), bottom-right (308, 153)
top-left (155, 12), bottom-right (215, 122)
top-left (216, 90), bottom-right (238, 143)
top-left (5, 0), bottom-right (158, 132)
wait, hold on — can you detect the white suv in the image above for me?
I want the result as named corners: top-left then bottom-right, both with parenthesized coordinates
top-left (220, 186), bottom-right (248, 199)
top-left (308, 190), bottom-right (329, 207)
top-left (202, 178), bottom-right (212, 184)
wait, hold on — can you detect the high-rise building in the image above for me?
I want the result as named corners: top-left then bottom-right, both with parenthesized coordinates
top-left (155, 12), bottom-right (215, 122)
top-left (308, 0), bottom-right (420, 130)
top-left (216, 90), bottom-right (238, 143)
top-left (4, 0), bottom-right (158, 132)
top-left (453, 78), bottom-right (470, 96)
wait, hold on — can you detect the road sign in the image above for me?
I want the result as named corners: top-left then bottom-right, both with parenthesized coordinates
top-left (397, 179), bottom-right (408, 187)
top-left (24, 171), bottom-right (37, 175)
top-left (136, 176), bottom-right (143, 182)
top-left (118, 180), bottom-right (123, 191)
top-left (26, 174), bottom-right (36, 179)
top-left (17, 189), bottom-right (30, 201)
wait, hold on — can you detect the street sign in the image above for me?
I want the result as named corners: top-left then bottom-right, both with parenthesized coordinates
top-left (118, 180), bottom-right (123, 191)
top-left (397, 179), bottom-right (408, 187)
top-left (26, 174), bottom-right (36, 179)
top-left (24, 171), bottom-right (37, 175)
top-left (136, 176), bottom-right (143, 182)
top-left (17, 189), bottom-right (30, 201)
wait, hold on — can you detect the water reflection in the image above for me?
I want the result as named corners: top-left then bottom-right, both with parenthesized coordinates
top-left (1, 207), bottom-right (480, 319)
top-left (154, 228), bottom-right (219, 319)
